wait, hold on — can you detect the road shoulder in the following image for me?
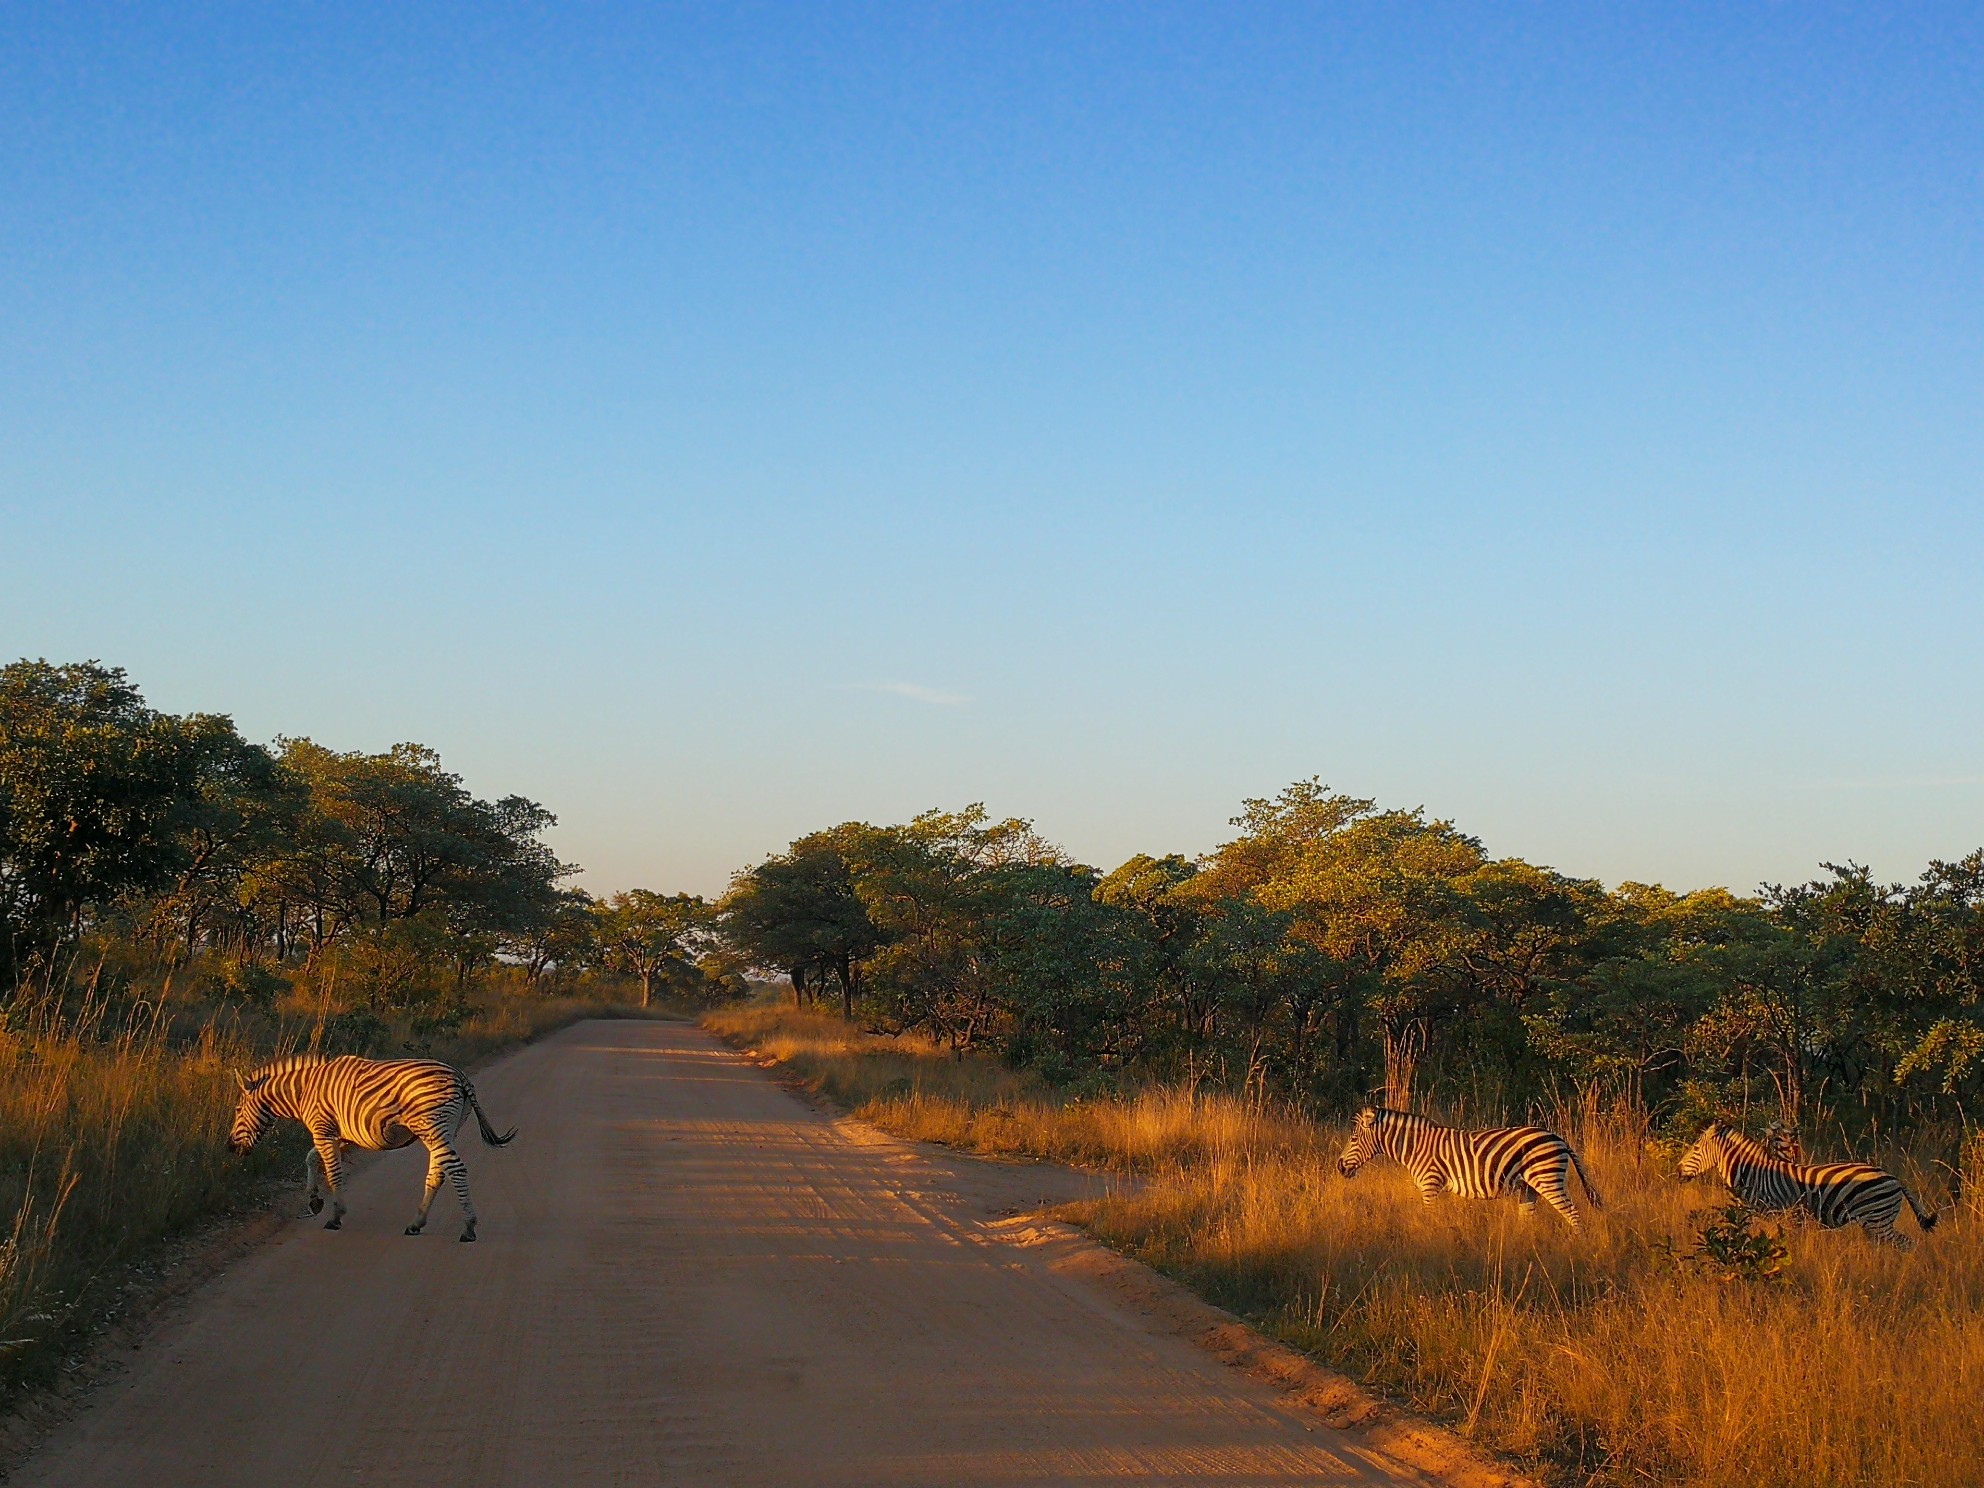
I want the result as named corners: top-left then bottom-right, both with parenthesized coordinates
top-left (744, 1046), bottom-right (1541, 1488)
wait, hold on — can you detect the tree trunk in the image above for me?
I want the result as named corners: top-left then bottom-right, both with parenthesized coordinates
top-left (1334, 997), bottom-right (1359, 1061)
top-left (1770, 1047), bottom-right (1804, 1131)
top-left (1383, 1018), bottom-right (1426, 1110)
top-left (835, 954), bottom-right (855, 1019)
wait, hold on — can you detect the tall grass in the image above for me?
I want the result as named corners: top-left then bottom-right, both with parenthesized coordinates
top-left (709, 1000), bottom-right (1976, 1488)
top-left (704, 1001), bottom-right (1291, 1168)
top-left (0, 972), bottom-right (650, 1398)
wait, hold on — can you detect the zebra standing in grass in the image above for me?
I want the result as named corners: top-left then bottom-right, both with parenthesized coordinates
top-left (229, 1054), bottom-right (516, 1242)
top-left (1336, 1106), bottom-right (1603, 1229)
top-left (1678, 1122), bottom-right (1937, 1249)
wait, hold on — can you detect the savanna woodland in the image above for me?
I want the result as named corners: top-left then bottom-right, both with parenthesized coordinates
top-left (9, 656), bottom-right (1984, 1486)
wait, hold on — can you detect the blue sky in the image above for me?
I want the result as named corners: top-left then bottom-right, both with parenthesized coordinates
top-left (3, 4), bottom-right (1981, 895)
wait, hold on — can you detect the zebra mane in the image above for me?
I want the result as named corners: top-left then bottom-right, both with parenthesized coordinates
top-left (1376, 1107), bottom-right (1447, 1131)
top-left (1715, 1126), bottom-right (1788, 1168)
top-left (246, 1053), bottom-right (330, 1082)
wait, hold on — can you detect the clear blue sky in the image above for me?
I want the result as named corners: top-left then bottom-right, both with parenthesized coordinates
top-left (4, 4), bottom-right (1980, 896)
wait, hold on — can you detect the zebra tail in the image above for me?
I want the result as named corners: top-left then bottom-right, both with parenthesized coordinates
top-left (465, 1081), bottom-right (517, 1147)
top-left (1903, 1184), bottom-right (1938, 1232)
top-left (1568, 1145), bottom-right (1604, 1211)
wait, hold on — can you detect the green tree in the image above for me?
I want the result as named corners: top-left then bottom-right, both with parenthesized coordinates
top-left (721, 829), bottom-right (884, 1015)
top-left (142, 715), bottom-right (303, 963)
top-left (853, 808), bottom-right (1064, 1052)
top-left (260, 739), bottom-right (567, 970)
top-left (1688, 884), bottom-right (1855, 1129)
top-left (1523, 885), bottom-right (1740, 1106)
top-left (0, 660), bottom-right (215, 979)
top-left (505, 887), bottom-right (598, 989)
top-left (1815, 857), bottom-right (1984, 1110)
top-left (1182, 893), bottom-right (1326, 1102)
top-left (1205, 780), bottom-right (1485, 1105)
top-left (971, 855), bottom-right (1113, 1073)
top-left (593, 890), bottom-right (713, 1007)
top-left (1095, 854), bottom-right (1216, 1072)
top-left (276, 741), bottom-right (482, 927)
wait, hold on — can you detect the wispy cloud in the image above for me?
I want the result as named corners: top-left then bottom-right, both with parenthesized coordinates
top-left (1781, 775), bottom-right (1984, 791)
top-left (857, 681), bottom-right (972, 707)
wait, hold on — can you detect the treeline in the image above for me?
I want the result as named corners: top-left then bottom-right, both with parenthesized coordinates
top-left (0, 660), bottom-right (730, 1029)
top-left (16, 655), bottom-right (1984, 1141)
top-left (720, 788), bottom-right (1984, 1138)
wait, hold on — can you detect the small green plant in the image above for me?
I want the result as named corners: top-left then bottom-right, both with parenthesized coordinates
top-left (1658, 1203), bottom-right (1791, 1283)
top-left (217, 961), bottom-right (288, 1010)
top-left (403, 1003), bottom-right (470, 1055)
top-left (317, 1008), bottom-right (391, 1054)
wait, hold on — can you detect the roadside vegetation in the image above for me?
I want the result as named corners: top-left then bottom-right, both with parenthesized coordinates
top-left (708, 999), bottom-right (1978, 1488)
top-left (712, 794), bottom-right (1984, 1488)
top-left (0, 659), bottom-right (728, 1396)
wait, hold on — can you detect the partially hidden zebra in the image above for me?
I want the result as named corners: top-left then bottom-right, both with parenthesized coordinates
top-left (1336, 1106), bottom-right (1603, 1229)
top-left (1678, 1122), bottom-right (1937, 1249)
top-left (229, 1054), bottom-right (516, 1242)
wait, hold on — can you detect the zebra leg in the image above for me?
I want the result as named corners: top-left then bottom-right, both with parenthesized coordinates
top-left (412, 1130), bottom-right (479, 1241)
top-left (314, 1133), bottom-right (348, 1230)
top-left (446, 1148), bottom-right (479, 1242)
top-left (1416, 1171), bottom-right (1447, 1205)
top-left (1862, 1199), bottom-right (1912, 1250)
top-left (303, 1145), bottom-right (326, 1217)
top-left (1530, 1166), bottom-right (1584, 1230)
top-left (405, 1142), bottom-right (447, 1235)
top-left (1512, 1180), bottom-right (1539, 1217)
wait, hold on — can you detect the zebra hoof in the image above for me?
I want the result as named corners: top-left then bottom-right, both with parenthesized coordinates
top-left (307, 1195), bottom-right (324, 1216)
top-left (458, 1230), bottom-right (476, 1243)
top-left (404, 1224), bottom-right (424, 1236)
top-left (324, 1217), bottom-right (342, 1231)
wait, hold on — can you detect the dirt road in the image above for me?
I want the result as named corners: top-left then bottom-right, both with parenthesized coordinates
top-left (13, 1020), bottom-right (1425, 1486)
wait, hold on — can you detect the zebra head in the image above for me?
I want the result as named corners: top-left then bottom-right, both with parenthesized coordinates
top-left (228, 1072), bottom-right (275, 1154)
top-left (1337, 1106), bottom-right (1381, 1178)
top-left (1677, 1122), bottom-right (1727, 1180)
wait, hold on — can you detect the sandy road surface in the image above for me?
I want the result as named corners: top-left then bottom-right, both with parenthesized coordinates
top-left (13, 1020), bottom-right (1424, 1487)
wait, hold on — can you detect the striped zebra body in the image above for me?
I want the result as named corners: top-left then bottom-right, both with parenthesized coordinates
top-left (1678, 1123), bottom-right (1936, 1250)
top-left (1336, 1106), bottom-right (1602, 1229)
top-left (229, 1055), bottom-right (516, 1242)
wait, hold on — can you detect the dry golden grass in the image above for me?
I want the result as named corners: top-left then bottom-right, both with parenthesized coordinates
top-left (702, 1000), bottom-right (1294, 1168)
top-left (0, 1009), bottom-right (276, 1368)
top-left (708, 999), bottom-right (1977, 1488)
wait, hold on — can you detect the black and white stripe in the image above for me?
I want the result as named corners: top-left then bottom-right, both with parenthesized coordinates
top-left (1336, 1106), bottom-right (1602, 1229)
top-left (229, 1054), bottom-right (516, 1241)
top-left (1678, 1123), bottom-right (1936, 1249)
